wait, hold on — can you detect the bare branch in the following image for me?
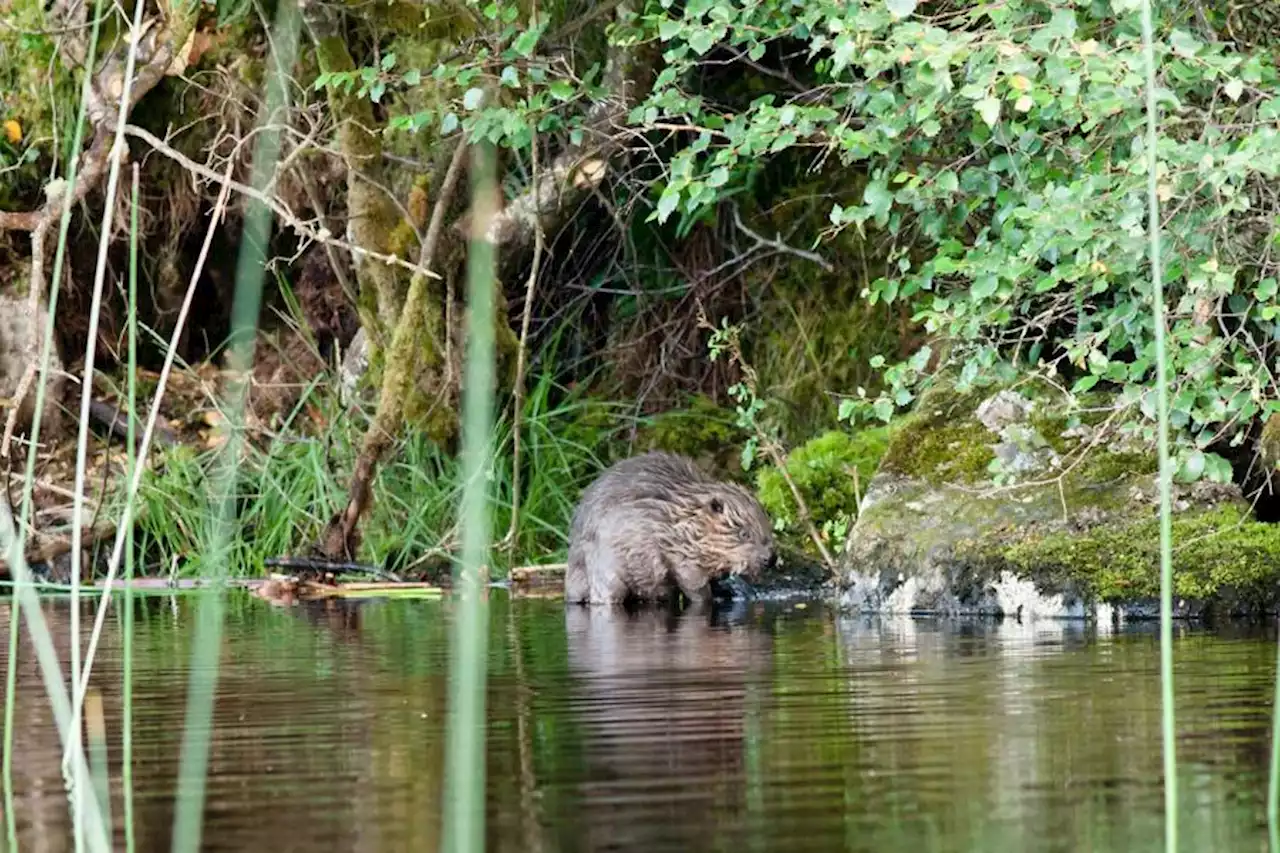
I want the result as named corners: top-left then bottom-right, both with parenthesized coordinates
top-left (731, 204), bottom-right (833, 272)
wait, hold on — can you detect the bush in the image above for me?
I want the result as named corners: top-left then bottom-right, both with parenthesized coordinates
top-left (756, 428), bottom-right (888, 558)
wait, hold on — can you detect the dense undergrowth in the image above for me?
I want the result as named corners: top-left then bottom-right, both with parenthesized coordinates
top-left (5, 0), bottom-right (1280, 578)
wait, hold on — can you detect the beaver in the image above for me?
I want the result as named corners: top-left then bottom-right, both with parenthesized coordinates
top-left (564, 451), bottom-right (776, 605)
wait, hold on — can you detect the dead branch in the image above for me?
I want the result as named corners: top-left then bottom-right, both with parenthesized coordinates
top-left (456, 0), bottom-right (656, 250)
top-left (318, 140), bottom-right (471, 560)
top-left (501, 117), bottom-right (547, 552)
top-left (731, 204), bottom-right (833, 272)
top-left (119, 124), bottom-right (442, 283)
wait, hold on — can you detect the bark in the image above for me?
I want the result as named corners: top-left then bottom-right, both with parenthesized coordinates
top-left (318, 141), bottom-right (471, 560)
top-left (305, 6), bottom-right (412, 343)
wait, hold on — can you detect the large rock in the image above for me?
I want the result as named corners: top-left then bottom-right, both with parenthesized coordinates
top-left (839, 382), bottom-right (1277, 620)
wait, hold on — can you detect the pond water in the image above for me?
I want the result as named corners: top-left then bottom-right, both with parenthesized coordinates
top-left (1, 592), bottom-right (1277, 852)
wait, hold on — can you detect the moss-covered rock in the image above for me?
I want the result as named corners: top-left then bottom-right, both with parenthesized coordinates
top-left (955, 502), bottom-right (1280, 619)
top-left (839, 381), bottom-right (1274, 620)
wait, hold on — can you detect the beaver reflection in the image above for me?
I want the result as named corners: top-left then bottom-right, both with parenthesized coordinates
top-left (560, 605), bottom-right (773, 853)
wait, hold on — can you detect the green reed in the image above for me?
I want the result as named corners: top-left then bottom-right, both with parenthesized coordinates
top-left (3, 583), bottom-right (18, 851)
top-left (168, 2), bottom-right (301, 850)
top-left (440, 141), bottom-right (499, 853)
top-left (1138, 2), bottom-right (1177, 850)
top-left (1, 0), bottom-right (112, 843)
top-left (123, 163), bottom-right (141, 853)
top-left (1270, 621), bottom-right (1280, 852)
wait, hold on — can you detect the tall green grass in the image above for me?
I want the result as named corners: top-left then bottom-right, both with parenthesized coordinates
top-left (122, 163), bottom-right (141, 853)
top-left (1138, 2), bottom-right (1178, 850)
top-left (440, 141), bottom-right (499, 853)
top-left (108, 347), bottom-right (631, 578)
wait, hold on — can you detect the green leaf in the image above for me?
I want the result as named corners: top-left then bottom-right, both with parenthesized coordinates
top-left (402, 69), bottom-right (422, 86)
top-left (832, 35), bottom-right (856, 75)
top-left (656, 186), bottom-right (681, 222)
top-left (863, 178), bottom-right (893, 223)
top-left (500, 66), bottom-right (520, 88)
top-left (462, 87), bottom-right (485, 110)
top-left (1071, 375), bottom-right (1100, 394)
top-left (688, 28), bottom-right (716, 55)
top-left (512, 28), bottom-right (540, 57)
top-left (1256, 278), bottom-right (1278, 301)
top-left (1204, 452), bottom-right (1233, 484)
top-left (936, 171), bottom-right (958, 193)
top-left (380, 52), bottom-right (397, 72)
top-left (1223, 78), bottom-right (1244, 102)
top-left (548, 81), bottom-right (575, 101)
top-left (970, 275), bottom-right (998, 299)
top-left (886, 0), bottom-right (917, 18)
top-left (658, 18), bottom-right (682, 40)
top-left (976, 96), bottom-right (1001, 128)
top-left (1176, 449), bottom-right (1206, 483)
top-left (1169, 29), bottom-right (1202, 58)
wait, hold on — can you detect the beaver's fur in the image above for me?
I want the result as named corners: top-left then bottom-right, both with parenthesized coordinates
top-left (565, 451), bottom-right (776, 605)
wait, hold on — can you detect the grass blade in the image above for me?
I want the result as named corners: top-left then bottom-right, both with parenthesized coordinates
top-left (168, 2), bottom-right (302, 850)
top-left (1138, 2), bottom-right (1177, 850)
top-left (440, 141), bottom-right (499, 853)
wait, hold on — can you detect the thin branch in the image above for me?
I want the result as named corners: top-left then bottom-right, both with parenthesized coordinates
top-left (70, 154), bottom-right (238, 758)
top-left (502, 122), bottom-right (546, 553)
top-left (321, 139), bottom-right (471, 559)
top-left (731, 204), bottom-right (832, 272)
top-left (120, 124), bottom-right (442, 281)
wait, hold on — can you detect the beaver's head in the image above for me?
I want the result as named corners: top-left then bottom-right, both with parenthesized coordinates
top-left (695, 483), bottom-right (777, 580)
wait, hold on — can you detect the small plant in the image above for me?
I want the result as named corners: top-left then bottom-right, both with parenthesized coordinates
top-left (704, 313), bottom-right (841, 569)
top-left (756, 429), bottom-right (888, 558)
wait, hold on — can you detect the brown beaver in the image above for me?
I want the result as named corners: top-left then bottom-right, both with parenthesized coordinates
top-left (564, 451), bottom-right (776, 605)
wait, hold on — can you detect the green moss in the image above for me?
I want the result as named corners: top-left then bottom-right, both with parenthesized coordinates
top-left (637, 396), bottom-right (748, 479)
top-left (0, 0), bottom-right (80, 208)
top-left (995, 505), bottom-right (1280, 602)
top-left (1078, 449), bottom-right (1157, 483)
top-left (648, 396), bottom-right (742, 449)
top-left (878, 383), bottom-right (996, 484)
top-left (756, 428), bottom-right (888, 557)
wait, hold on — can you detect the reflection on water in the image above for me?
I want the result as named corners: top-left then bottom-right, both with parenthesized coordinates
top-left (0, 593), bottom-right (1276, 852)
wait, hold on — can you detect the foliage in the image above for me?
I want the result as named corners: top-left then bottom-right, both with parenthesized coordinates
top-left (626, 0), bottom-right (1280, 481)
top-left (0, 0), bottom-right (80, 208)
top-left (755, 428), bottom-right (887, 557)
top-left (330, 0), bottom-right (1280, 487)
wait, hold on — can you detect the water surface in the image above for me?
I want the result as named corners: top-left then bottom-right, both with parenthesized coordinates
top-left (2, 593), bottom-right (1276, 852)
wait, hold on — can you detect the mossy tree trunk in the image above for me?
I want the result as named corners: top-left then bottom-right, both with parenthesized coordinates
top-left (304, 5), bottom-right (457, 444)
top-left (305, 0), bottom-right (656, 558)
